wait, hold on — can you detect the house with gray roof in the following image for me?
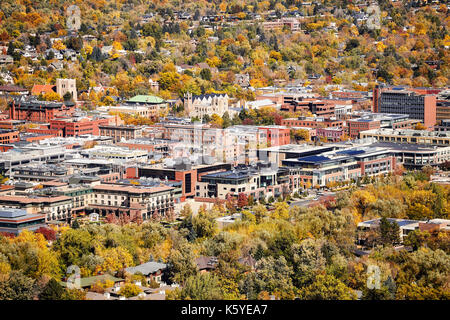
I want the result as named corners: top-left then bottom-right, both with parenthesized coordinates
top-left (125, 261), bottom-right (167, 283)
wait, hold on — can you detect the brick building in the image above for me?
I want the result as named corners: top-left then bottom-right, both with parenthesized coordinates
top-left (373, 86), bottom-right (437, 128)
top-left (8, 99), bottom-right (76, 122)
top-left (50, 117), bottom-right (110, 137)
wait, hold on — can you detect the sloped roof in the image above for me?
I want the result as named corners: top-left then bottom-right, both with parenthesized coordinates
top-left (125, 261), bottom-right (167, 276)
top-left (61, 274), bottom-right (123, 288)
top-left (31, 84), bottom-right (56, 96)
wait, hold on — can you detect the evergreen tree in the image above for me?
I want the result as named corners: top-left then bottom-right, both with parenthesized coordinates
top-left (39, 278), bottom-right (65, 300)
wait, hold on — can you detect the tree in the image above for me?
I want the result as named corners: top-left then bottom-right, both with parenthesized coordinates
top-left (35, 227), bottom-right (56, 241)
top-left (0, 270), bottom-right (36, 300)
top-left (272, 202), bottom-right (289, 220)
top-left (178, 273), bottom-right (224, 300)
top-left (237, 193), bottom-right (248, 208)
top-left (180, 204), bottom-right (193, 218)
top-left (39, 278), bottom-right (65, 300)
top-left (298, 274), bottom-right (357, 300)
top-left (290, 239), bottom-right (326, 288)
top-left (54, 229), bottom-right (94, 267)
top-left (253, 204), bottom-right (268, 223)
top-left (119, 283), bottom-right (142, 298)
top-left (166, 243), bottom-right (198, 284)
top-left (192, 211), bottom-right (218, 239)
top-left (379, 217), bottom-right (400, 246)
top-left (200, 68), bottom-right (212, 81)
top-left (239, 256), bottom-right (295, 300)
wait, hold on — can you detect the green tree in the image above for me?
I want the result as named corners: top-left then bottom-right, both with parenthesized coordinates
top-left (166, 243), bottom-right (198, 284)
top-left (39, 278), bottom-right (65, 300)
top-left (0, 270), bottom-right (36, 300)
top-left (298, 274), bottom-right (357, 300)
top-left (179, 273), bottom-right (224, 300)
top-left (379, 217), bottom-right (400, 246)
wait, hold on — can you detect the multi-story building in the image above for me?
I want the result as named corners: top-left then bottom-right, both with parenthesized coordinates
top-left (281, 116), bottom-right (343, 129)
top-left (196, 164), bottom-right (293, 200)
top-left (8, 98), bottom-right (76, 122)
top-left (99, 125), bottom-right (144, 142)
top-left (56, 78), bottom-right (77, 101)
top-left (373, 86), bottom-right (437, 128)
top-left (360, 129), bottom-right (450, 147)
top-left (0, 208), bottom-right (47, 235)
top-left (50, 117), bottom-right (110, 137)
top-left (0, 129), bottom-right (19, 145)
top-left (347, 118), bottom-right (381, 139)
top-left (0, 145), bottom-right (77, 176)
top-left (257, 126), bottom-right (291, 147)
top-left (182, 92), bottom-right (229, 118)
top-left (0, 194), bottom-right (73, 222)
top-left (435, 119), bottom-right (450, 132)
top-left (316, 127), bottom-right (344, 142)
top-left (89, 183), bottom-right (178, 220)
top-left (134, 161), bottom-right (232, 200)
top-left (282, 147), bottom-right (397, 187)
top-left (263, 18), bottom-right (300, 31)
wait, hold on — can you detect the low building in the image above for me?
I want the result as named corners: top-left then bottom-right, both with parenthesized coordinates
top-left (281, 116), bottom-right (343, 129)
top-left (0, 194), bottom-right (72, 222)
top-left (0, 208), bottom-right (46, 235)
top-left (360, 129), bottom-right (450, 147)
top-left (125, 261), bottom-right (167, 283)
top-left (99, 125), bottom-right (144, 143)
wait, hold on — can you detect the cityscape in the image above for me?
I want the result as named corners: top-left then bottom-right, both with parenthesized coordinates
top-left (0, 0), bottom-right (448, 304)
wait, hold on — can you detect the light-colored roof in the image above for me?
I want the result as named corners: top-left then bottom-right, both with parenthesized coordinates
top-left (125, 261), bottom-right (167, 276)
top-left (61, 274), bottom-right (123, 288)
top-left (127, 95), bottom-right (165, 104)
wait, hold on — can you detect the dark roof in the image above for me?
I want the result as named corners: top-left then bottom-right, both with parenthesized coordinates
top-left (296, 155), bottom-right (331, 163)
top-left (0, 85), bottom-right (28, 92)
top-left (336, 149), bottom-right (366, 156)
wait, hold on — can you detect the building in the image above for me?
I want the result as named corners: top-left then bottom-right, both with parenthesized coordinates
top-left (0, 85), bottom-right (29, 96)
top-left (0, 208), bottom-right (47, 235)
top-left (8, 98), bottom-right (76, 122)
top-left (99, 125), bottom-right (144, 142)
top-left (281, 116), bottom-right (343, 129)
top-left (135, 161), bottom-right (232, 200)
top-left (258, 126), bottom-right (291, 147)
top-left (89, 183), bottom-right (178, 220)
top-left (0, 129), bottom-right (19, 145)
top-left (357, 218), bottom-right (450, 245)
top-left (360, 129), bottom-right (450, 147)
top-left (0, 145), bottom-right (77, 176)
top-left (50, 117), bottom-right (110, 137)
top-left (196, 163), bottom-right (293, 200)
top-left (0, 55), bottom-right (13, 65)
top-left (316, 127), bottom-right (344, 142)
top-left (125, 261), bottom-right (167, 283)
top-left (0, 194), bottom-right (73, 222)
top-left (56, 78), bottom-right (77, 101)
top-left (282, 146), bottom-right (397, 188)
top-left (435, 119), bottom-right (450, 132)
top-left (182, 92), bottom-right (229, 118)
top-left (31, 84), bottom-right (57, 97)
top-left (281, 99), bottom-right (335, 117)
top-left (263, 18), bottom-right (301, 31)
top-left (348, 118), bottom-right (381, 139)
top-left (373, 86), bottom-right (437, 128)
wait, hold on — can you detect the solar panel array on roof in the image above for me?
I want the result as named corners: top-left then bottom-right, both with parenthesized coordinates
top-left (336, 149), bottom-right (366, 156)
top-left (297, 155), bottom-right (331, 162)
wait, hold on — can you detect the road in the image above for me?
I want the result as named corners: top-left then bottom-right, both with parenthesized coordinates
top-left (288, 191), bottom-right (336, 208)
